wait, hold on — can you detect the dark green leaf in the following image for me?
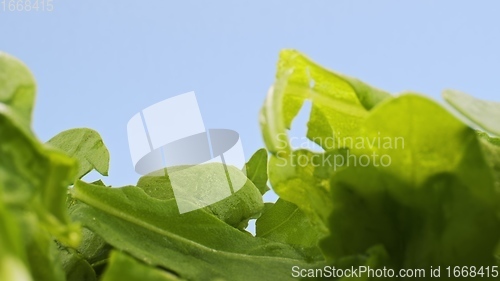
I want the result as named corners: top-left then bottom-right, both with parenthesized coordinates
top-left (57, 243), bottom-right (97, 281)
top-left (137, 164), bottom-right (264, 230)
top-left (245, 148), bottom-right (270, 195)
top-left (71, 181), bottom-right (320, 281)
top-left (101, 251), bottom-right (182, 281)
top-left (256, 198), bottom-right (323, 262)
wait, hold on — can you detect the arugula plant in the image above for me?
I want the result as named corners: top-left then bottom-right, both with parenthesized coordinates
top-left (0, 50), bottom-right (499, 280)
top-left (261, 50), bottom-right (500, 279)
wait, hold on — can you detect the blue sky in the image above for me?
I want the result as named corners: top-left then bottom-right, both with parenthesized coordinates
top-left (1, 1), bottom-right (499, 199)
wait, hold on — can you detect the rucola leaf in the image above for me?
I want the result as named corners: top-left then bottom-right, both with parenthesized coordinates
top-left (476, 132), bottom-right (500, 189)
top-left (320, 94), bottom-right (500, 273)
top-left (0, 81), bottom-right (79, 247)
top-left (261, 50), bottom-right (392, 236)
top-left (57, 244), bottom-right (97, 281)
top-left (101, 251), bottom-right (183, 281)
top-left (256, 198), bottom-right (323, 262)
top-left (244, 148), bottom-right (270, 195)
top-left (0, 52), bottom-right (36, 126)
top-left (443, 90), bottom-right (500, 136)
top-left (70, 180), bottom-right (321, 281)
top-left (267, 150), bottom-right (341, 234)
top-left (48, 128), bottom-right (110, 179)
top-left (0, 52), bottom-right (80, 280)
top-left (0, 197), bottom-right (32, 281)
top-left (260, 50), bottom-right (500, 277)
top-left (260, 49), bottom-right (391, 155)
top-left (137, 164), bottom-right (264, 230)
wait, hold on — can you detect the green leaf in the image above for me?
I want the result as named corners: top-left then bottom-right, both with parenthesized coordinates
top-left (57, 244), bottom-right (97, 281)
top-left (14, 209), bottom-right (68, 281)
top-left (48, 128), bottom-right (110, 179)
top-left (0, 52), bottom-right (36, 126)
top-left (0, 196), bottom-right (32, 281)
top-left (477, 131), bottom-right (500, 146)
top-left (320, 94), bottom-right (500, 272)
top-left (245, 148), bottom-right (270, 195)
top-left (256, 198), bottom-right (318, 247)
top-left (101, 251), bottom-right (182, 281)
top-left (359, 94), bottom-right (498, 204)
top-left (443, 90), bottom-right (500, 136)
top-left (476, 132), bottom-right (500, 189)
top-left (57, 222), bottom-right (112, 278)
top-left (256, 198), bottom-right (323, 261)
top-left (70, 180), bottom-right (320, 281)
top-left (66, 192), bottom-right (113, 277)
top-left (268, 150), bottom-right (343, 234)
top-left (0, 52), bottom-right (81, 280)
top-left (74, 227), bottom-right (112, 266)
top-left (0, 103), bottom-right (79, 245)
top-left (137, 164), bottom-right (264, 230)
top-left (260, 49), bottom-right (391, 154)
top-left (136, 175), bottom-right (174, 200)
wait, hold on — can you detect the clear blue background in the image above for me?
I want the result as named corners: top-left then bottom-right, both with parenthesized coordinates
top-left (1, 1), bottom-right (499, 197)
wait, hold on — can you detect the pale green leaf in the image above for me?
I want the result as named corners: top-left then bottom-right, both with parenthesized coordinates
top-left (320, 94), bottom-right (500, 272)
top-left (443, 90), bottom-right (500, 136)
top-left (268, 150), bottom-right (343, 234)
top-left (48, 128), bottom-right (110, 179)
top-left (0, 107), bottom-right (79, 246)
top-left (0, 52), bottom-right (81, 281)
top-left (0, 52), bottom-right (36, 126)
top-left (0, 196), bottom-right (32, 281)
